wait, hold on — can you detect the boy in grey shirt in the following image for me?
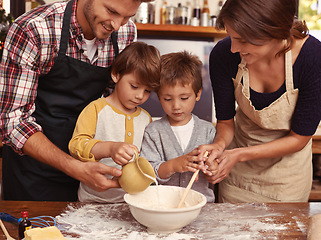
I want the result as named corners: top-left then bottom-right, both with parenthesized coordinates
top-left (140, 51), bottom-right (217, 202)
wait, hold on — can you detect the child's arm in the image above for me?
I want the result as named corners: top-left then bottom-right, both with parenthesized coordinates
top-left (141, 124), bottom-right (208, 181)
top-left (68, 101), bottom-right (102, 162)
top-left (69, 100), bottom-right (137, 165)
top-left (157, 149), bottom-right (207, 179)
top-left (91, 141), bottom-right (138, 165)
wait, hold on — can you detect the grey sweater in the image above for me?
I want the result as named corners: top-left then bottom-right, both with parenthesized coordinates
top-left (140, 114), bottom-right (216, 202)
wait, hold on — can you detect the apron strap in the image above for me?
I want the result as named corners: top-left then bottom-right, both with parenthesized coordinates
top-left (111, 32), bottom-right (119, 56)
top-left (59, 0), bottom-right (74, 55)
top-left (285, 50), bottom-right (294, 92)
top-left (235, 58), bottom-right (250, 99)
top-left (237, 49), bottom-right (294, 99)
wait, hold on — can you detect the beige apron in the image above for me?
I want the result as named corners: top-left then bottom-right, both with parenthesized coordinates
top-left (219, 50), bottom-right (312, 203)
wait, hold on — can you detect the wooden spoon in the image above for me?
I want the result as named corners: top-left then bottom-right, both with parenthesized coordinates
top-left (0, 219), bottom-right (16, 240)
top-left (177, 151), bottom-right (209, 208)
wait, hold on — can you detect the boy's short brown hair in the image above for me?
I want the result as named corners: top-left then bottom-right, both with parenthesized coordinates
top-left (111, 41), bottom-right (161, 90)
top-left (158, 51), bottom-right (202, 95)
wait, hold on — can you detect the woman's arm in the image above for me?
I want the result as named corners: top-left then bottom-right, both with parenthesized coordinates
top-left (198, 119), bottom-right (235, 161)
top-left (206, 130), bottom-right (311, 184)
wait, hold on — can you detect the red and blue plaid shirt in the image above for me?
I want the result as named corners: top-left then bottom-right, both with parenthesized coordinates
top-left (0, 0), bottom-right (136, 154)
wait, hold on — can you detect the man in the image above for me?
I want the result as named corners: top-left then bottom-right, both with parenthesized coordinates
top-left (0, 0), bottom-right (152, 201)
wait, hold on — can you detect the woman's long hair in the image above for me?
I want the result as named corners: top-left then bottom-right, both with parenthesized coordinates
top-left (216, 0), bottom-right (308, 54)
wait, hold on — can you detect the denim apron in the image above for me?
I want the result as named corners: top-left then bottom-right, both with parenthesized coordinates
top-left (2, 0), bottom-right (119, 201)
top-left (219, 50), bottom-right (312, 202)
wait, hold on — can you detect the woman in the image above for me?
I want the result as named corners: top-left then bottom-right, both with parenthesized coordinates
top-left (199, 0), bottom-right (321, 202)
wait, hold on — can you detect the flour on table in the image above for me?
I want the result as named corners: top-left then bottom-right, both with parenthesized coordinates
top-left (56, 204), bottom-right (194, 240)
top-left (55, 203), bottom-right (306, 240)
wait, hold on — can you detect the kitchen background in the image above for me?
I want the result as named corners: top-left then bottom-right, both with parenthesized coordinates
top-left (0, 0), bottom-right (321, 197)
top-left (1, 0), bottom-right (320, 122)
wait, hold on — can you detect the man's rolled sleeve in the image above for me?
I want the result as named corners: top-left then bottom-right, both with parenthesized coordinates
top-left (0, 22), bottom-right (42, 154)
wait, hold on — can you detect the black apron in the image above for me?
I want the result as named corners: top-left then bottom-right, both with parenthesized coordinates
top-left (2, 0), bottom-right (119, 201)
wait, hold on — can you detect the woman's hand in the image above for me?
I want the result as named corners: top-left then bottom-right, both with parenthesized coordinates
top-left (197, 119), bottom-right (235, 168)
top-left (205, 148), bottom-right (240, 184)
top-left (204, 158), bottom-right (219, 176)
top-left (197, 142), bottom-right (225, 162)
top-left (195, 142), bottom-right (224, 177)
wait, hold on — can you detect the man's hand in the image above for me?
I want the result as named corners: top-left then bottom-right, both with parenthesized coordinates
top-left (75, 161), bottom-right (122, 191)
top-left (23, 132), bottom-right (122, 192)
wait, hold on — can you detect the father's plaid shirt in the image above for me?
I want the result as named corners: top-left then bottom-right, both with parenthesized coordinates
top-left (0, 0), bottom-right (136, 154)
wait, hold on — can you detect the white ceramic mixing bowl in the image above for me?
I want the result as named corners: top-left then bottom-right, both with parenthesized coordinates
top-left (124, 185), bottom-right (206, 233)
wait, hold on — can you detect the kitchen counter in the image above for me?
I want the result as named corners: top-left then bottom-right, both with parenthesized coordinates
top-left (1, 200), bottom-right (321, 239)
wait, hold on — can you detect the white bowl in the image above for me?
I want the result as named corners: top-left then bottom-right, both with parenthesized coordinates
top-left (124, 185), bottom-right (206, 233)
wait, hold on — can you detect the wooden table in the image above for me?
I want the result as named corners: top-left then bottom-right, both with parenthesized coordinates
top-left (1, 201), bottom-right (321, 239)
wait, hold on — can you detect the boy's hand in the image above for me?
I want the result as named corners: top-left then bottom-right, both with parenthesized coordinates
top-left (173, 149), bottom-right (207, 173)
top-left (109, 142), bottom-right (138, 166)
top-left (157, 149), bottom-right (208, 179)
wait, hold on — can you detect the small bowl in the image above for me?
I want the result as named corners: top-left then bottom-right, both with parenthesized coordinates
top-left (124, 185), bottom-right (206, 233)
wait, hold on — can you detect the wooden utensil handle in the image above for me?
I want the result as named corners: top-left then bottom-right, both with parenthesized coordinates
top-left (177, 151), bottom-right (209, 208)
top-left (0, 219), bottom-right (14, 239)
top-left (177, 169), bottom-right (200, 208)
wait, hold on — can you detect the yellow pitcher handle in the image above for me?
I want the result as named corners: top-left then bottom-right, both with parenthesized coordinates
top-left (133, 149), bottom-right (139, 162)
top-left (134, 149), bottom-right (145, 175)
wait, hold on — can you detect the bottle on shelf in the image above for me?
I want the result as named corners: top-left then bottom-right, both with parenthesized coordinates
top-left (175, 3), bottom-right (188, 25)
top-left (148, 3), bottom-right (155, 24)
top-left (18, 211), bottom-right (32, 240)
top-left (165, 4), bottom-right (176, 25)
top-left (210, 15), bottom-right (217, 27)
top-left (185, 1), bottom-right (192, 25)
top-left (160, 0), bottom-right (167, 24)
top-left (191, 0), bottom-right (201, 26)
top-left (201, 0), bottom-right (210, 26)
top-left (134, 2), bottom-right (149, 23)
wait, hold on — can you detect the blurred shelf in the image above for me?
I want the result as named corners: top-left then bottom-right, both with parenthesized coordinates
top-left (136, 23), bottom-right (228, 39)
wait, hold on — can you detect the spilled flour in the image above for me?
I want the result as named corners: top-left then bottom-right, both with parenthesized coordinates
top-left (55, 203), bottom-right (306, 239)
top-left (56, 204), bottom-right (194, 240)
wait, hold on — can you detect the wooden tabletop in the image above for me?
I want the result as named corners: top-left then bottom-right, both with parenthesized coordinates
top-left (1, 200), bottom-right (321, 239)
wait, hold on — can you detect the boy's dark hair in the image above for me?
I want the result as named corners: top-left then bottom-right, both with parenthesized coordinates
top-left (111, 41), bottom-right (161, 90)
top-left (158, 51), bottom-right (203, 95)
